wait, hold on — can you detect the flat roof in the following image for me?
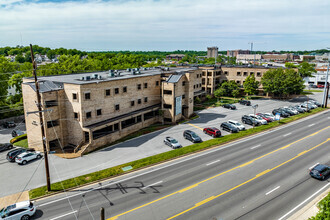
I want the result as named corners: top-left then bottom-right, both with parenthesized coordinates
top-left (24, 67), bottom-right (197, 85)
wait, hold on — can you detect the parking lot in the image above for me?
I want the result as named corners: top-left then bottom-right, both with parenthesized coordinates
top-left (0, 92), bottom-right (324, 198)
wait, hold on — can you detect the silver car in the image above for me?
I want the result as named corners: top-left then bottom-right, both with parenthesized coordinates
top-left (164, 137), bottom-right (182, 149)
top-left (15, 151), bottom-right (42, 165)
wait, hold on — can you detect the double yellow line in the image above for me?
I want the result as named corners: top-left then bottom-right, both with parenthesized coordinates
top-left (108, 126), bottom-right (330, 220)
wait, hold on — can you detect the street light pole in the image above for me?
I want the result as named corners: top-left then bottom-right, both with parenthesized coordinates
top-left (322, 58), bottom-right (330, 107)
top-left (252, 104), bottom-right (258, 129)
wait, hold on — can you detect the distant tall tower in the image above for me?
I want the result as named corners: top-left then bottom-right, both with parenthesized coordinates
top-left (207, 46), bottom-right (218, 59)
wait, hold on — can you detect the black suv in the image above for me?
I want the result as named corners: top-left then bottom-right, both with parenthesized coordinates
top-left (241, 115), bottom-right (260, 126)
top-left (220, 122), bottom-right (239, 133)
top-left (6, 148), bottom-right (27, 162)
top-left (3, 121), bottom-right (16, 128)
top-left (0, 143), bottom-right (13, 152)
top-left (272, 109), bottom-right (289, 118)
top-left (222, 104), bottom-right (236, 110)
top-left (183, 130), bottom-right (202, 143)
top-left (239, 100), bottom-right (251, 106)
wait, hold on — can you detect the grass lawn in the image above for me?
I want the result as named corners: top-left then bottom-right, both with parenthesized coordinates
top-left (29, 107), bottom-right (327, 199)
top-left (13, 139), bottom-right (28, 148)
top-left (303, 90), bottom-right (323, 93)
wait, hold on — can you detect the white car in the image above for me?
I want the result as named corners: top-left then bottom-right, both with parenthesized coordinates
top-left (0, 200), bottom-right (36, 220)
top-left (228, 120), bottom-right (246, 131)
top-left (15, 151), bottom-right (42, 165)
top-left (249, 114), bottom-right (268, 125)
top-left (264, 113), bottom-right (276, 121)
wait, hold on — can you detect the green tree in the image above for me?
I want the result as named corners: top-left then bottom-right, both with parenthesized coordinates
top-left (284, 62), bottom-right (297, 69)
top-left (243, 75), bottom-right (260, 95)
top-left (298, 62), bottom-right (316, 78)
top-left (216, 81), bottom-right (240, 97)
top-left (15, 54), bottom-right (25, 63)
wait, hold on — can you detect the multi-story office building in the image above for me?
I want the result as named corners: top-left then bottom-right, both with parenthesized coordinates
top-left (207, 47), bottom-right (218, 59)
top-left (227, 49), bottom-right (250, 58)
top-left (22, 67), bottom-right (202, 155)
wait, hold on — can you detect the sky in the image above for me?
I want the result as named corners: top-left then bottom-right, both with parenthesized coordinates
top-left (0, 0), bottom-right (330, 51)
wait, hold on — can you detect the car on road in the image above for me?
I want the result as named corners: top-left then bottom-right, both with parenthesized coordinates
top-left (183, 130), bottom-right (202, 143)
top-left (6, 148), bottom-right (27, 162)
top-left (272, 109), bottom-right (289, 118)
top-left (3, 121), bottom-right (16, 128)
top-left (239, 100), bottom-right (251, 106)
top-left (0, 143), bottom-right (13, 152)
top-left (0, 200), bottom-right (36, 220)
top-left (11, 129), bottom-right (24, 137)
top-left (249, 114), bottom-right (268, 125)
top-left (163, 137), bottom-right (182, 149)
top-left (309, 163), bottom-right (330, 180)
top-left (228, 120), bottom-right (245, 131)
top-left (222, 103), bottom-right (236, 110)
top-left (256, 113), bottom-right (273, 122)
top-left (220, 122), bottom-right (239, 133)
top-left (241, 115), bottom-right (261, 126)
top-left (203, 127), bottom-right (221, 138)
top-left (15, 151), bottom-right (42, 165)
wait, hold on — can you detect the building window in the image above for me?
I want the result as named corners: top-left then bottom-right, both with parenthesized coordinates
top-left (97, 109), bottom-right (102, 116)
top-left (85, 92), bottom-right (90, 100)
top-left (182, 95), bottom-right (185, 99)
top-left (105, 89), bottom-right (110, 96)
top-left (243, 72), bottom-right (248, 76)
top-left (144, 97), bottom-right (148, 103)
top-left (224, 71), bottom-right (228, 75)
top-left (73, 93), bottom-right (77, 100)
top-left (237, 72), bottom-right (241, 76)
top-left (236, 80), bottom-right (241, 84)
top-left (144, 83), bottom-right (148, 88)
top-left (115, 88), bottom-right (119, 94)
top-left (45, 100), bottom-right (58, 108)
top-left (156, 81), bottom-right (159, 86)
top-left (199, 83), bottom-right (202, 87)
top-left (115, 104), bottom-right (120, 111)
top-left (86, 112), bottom-right (92, 119)
top-left (123, 86), bottom-right (127, 93)
top-left (250, 72), bottom-right (254, 76)
top-left (74, 112), bottom-right (79, 119)
top-left (137, 115), bottom-right (142, 123)
top-left (257, 72), bottom-right (262, 77)
top-left (163, 104), bottom-right (172, 109)
top-left (182, 81), bottom-right (186, 86)
top-left (193, 85), bottom-right (196, 89)
top-left (138, 99), bottom-right (142, 104)
top-left (131, 100), bottom-right (135, 106)
top-left (47, 120), bottom-right (59, 128)
top-left (137, 84), bottom-right (141, 90)
top-left (163, 90), bottom-right (172, 95)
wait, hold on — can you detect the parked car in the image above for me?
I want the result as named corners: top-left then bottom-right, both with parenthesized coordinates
top-left (203, 127), bottom-right (221, 138)
top-left (309, 163), bottom-right (330, 180)
top-left (6, 148), bottom-right (27, 162)
top-left (222, 103), bottom-right (236, 110)
top-left (309, 84), bottom-right (318, 88)
top-left (0, 200), bottom-right (36, 220)
top-left (263, 113), bottom-right (276, 121)
top-left (15, 151), bottom-right (42, 165)
top-left (272, 109), bottom-right (289, 118)
top-left (280, 107), bottom-right (295, 116)
top-left (249, 114), bottom-right (268, 125)
top-left (3, 121), bottom-right (16, 128)
top-left (308, 100), bottom-right (322, 107)
top-left (317, 84), bottom-right (325, 88)
top-left (228, 120), bottom-right (246, 131)
top-left (239, 100), bottom-right (251, 106)
top-left (163, 137), bottom-right (182, 149)
top-left (241, 115), bottom-right (261, 126)
top-left (282, 107), bottom-right (298, 115)
top-left (292, 105), bottom-right (306, 113)
top-left (11, 129), bottom-right (24, 138)
top-left (220, 122), bottom-right (239, 133)
top-left (304, 101), bottom-right (318, 109)
top-left (256, 113), bottom-right (273, 122)
top-left (0, 143), bottom-right (13, 152)
top-left (183, 130), bottom-right (202, 143)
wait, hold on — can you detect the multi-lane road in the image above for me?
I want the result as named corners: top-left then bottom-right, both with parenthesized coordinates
top-left (32, 109), bottom-right (330, 220)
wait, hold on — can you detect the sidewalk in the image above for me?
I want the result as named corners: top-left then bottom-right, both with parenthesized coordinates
top-left (0, 191), bottom-right (29, 208)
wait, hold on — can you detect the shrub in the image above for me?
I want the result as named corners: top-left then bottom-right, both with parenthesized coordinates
top-left (10, 134), bottom-right (27, 144)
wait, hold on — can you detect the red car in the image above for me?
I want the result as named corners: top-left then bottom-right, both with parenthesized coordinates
top-left (256, 113), bottom-right (273, 122)
top-left (203, 127), bottom-right (221, 138)
top-left (317, 84), bottom-right (325, 88)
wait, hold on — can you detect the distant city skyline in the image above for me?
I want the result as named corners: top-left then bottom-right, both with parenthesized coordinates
top-left (1, 0), bottom-right (330, 52)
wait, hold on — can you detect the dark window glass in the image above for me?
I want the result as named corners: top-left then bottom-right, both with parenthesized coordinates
top-left (131, 101), bottom-right (135, 106)
top-left (115, 88), bottom-right (119, 94)
top-left (138, 99), bottom-right (142, 104)
top-left (73, 93), bottom-right (77, 100)
top-left (137, 84), bottom-right (141, 90)
top-left (182, 95), bottom-right (185, 99)
top-left (182, 81), bottom-right (186, 86)
top-left (123, 86), bottom-right (127, 93)
top-left (105, 89), bottom-right (110, 96)
top-left (85, 93), bottom-right (90, 100)
top-left (115, 104), bottom-right (120, 110)
top-left (144, 83), bottom-right (148, 88)
top-left (144, 97), bottom-right (148, 103)
top-left (97, 109), bottom-right (102, 116)
top-left (137, 115), bottom-right (142, 123)
top-left (45, 100), bottom-right (58, 108)
top-left (74, 112), bottom-right (78, 119)
top-left (47, 120), bottom-right (59, 128)
top-left (86, 112), bottom-right (92, 118)
top-left (156, 81), bottom-right (159, 86)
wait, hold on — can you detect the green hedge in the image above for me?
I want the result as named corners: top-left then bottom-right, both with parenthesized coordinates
top-left (29, 107), bottom-right (326, 199)
top-left (10, 134), bottom-right (27, 144)
top-left (309, 192), bottom-right (330, 220)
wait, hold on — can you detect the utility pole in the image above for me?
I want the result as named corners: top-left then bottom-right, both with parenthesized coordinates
top-left (30, 44), bottom-right (51, 191)
top-left (322, 54), bottom-right (330, 107)
top-left (100, 207), bottom-right (105, 220)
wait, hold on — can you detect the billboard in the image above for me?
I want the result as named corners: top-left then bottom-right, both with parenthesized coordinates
top-left (175, 96), bottom-right (182, 115)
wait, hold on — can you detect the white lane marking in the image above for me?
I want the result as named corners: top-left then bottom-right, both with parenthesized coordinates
top-left (278, 182), bottom-right (330, 220)
top-left (206, 160), bottom-right (221, 166)
top-left (49, 210), bottom-right (77, 220)
top-left (283, 132), bottom-right (292, 137)
top-left (141, 181), bottom-right (163, 189)
top-left (265, 186), bottom-right (280, 195)
top-left (37, 110), bottom-right (330, 207)
top-left (250, 144), bottom-right (261, 150)
top-left (308, 123), bottom-right (315, 127)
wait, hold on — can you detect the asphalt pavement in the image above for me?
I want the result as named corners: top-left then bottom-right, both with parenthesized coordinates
top-left (31, 107), bottom-right (330, 220)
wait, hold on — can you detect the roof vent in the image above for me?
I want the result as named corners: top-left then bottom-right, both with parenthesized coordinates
top-left (98, 75), bottom-right (102, 79)
top-left (132, 70), bottom-right (136, 75)
top-left (81, 76), bottom-right (85, 80)
top-left (127, 68), bottom-right (131, 72)
top-left (93, 74), bottom-right (98, 79)
top-left (86, 76), bottom-right (91, 81)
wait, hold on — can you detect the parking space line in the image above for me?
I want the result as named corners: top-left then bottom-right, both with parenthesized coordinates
top-left (187, 123), bottom-right (203, 131)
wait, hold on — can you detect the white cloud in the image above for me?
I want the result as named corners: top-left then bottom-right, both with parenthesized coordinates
top-left (0, 0), bottom-right (329, 50)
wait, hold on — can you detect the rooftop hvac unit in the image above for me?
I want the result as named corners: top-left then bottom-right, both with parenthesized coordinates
top-left (117, 72), bottom-right (121, 76)
top-left (109, 69), bottom-right (113, 74)
top-left (136, 71), bottom-right (141, 74)
top-left (86, 76), bottom-right (91, 81)
top-left (132, 71), bottom-right (136, 75)
top-left (127, 68), bottom-right (131, 72)
top-left (109, 72), bottom-right (115, 77)
top-left (93, 74), bottom-right (98, 79)
top-left (98, 75), bottom-right (102, 79)
top-left (165, 67), bottom-right (169, 71)
top-left (114, 70), bottom-right (118, 73)
top-left (81, 76), bottom-right (85, 80)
